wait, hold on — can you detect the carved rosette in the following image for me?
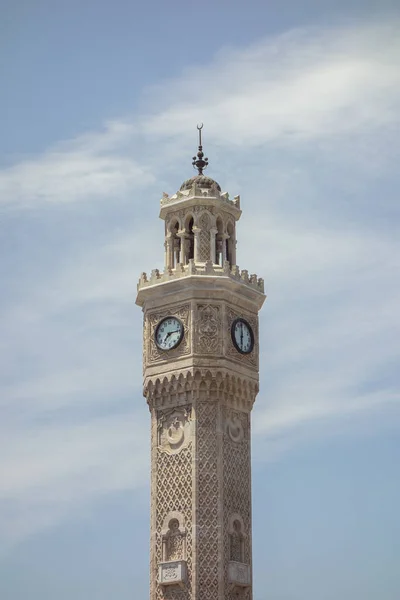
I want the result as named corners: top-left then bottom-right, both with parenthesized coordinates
top-left (226, 306), bottom-right (258, 368)
top-left (146, 304), bottom-right (190, 364)
top-left (194, 303), bottom-right (222, 355)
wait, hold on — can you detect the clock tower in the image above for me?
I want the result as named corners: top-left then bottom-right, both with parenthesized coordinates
top-left (136, 127), bottom-right (266, 600)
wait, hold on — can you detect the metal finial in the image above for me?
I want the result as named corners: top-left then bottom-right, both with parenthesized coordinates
top-left (192, 123), bottom-right (208, 175)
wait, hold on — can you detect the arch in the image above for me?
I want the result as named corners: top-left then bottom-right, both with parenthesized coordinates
top-left (228, 513), bottom-right (246, 563)
top-left (161, 511), bottom-right (186, 562)
top-left (169, 220), bottom-right (181, 269)
top-left (184, 213), bottom-right (195, 263)
top-left (161, 511), bottom-right (186, 535)
top-left (215, 215), bottom-right (224, 265)
top-left (226, 220), bottom-right (236, 266)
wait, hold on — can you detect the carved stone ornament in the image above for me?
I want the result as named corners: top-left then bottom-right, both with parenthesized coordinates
top-left (228, 561), bottom-right (251, 588)
top-left (147, 304), bottom-right (190, 364)
top-left (198, 211), bottom-right (212, 262)
top-left (158, 406), bottom-right (193, 455)
top-left (158, 560), bottom-right (187, 587)
top-left (226, 413), bottom-right (245, 443)
top-left (195, 303), bottom-right (222, 355)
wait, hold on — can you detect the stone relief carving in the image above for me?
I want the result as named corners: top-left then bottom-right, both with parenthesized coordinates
top-left (159, 561), bottom-right (187, 588)
top-left (166, 521), bottom-right (184, 561)
top-left (226, 306), bottom-right (258, 368)
top-left (229, 518), bottom-right (245, 563)
top-left (147, 303), bottom-right (190, 364)
top-left (197, 400), bottom-right (220, 599)
top-left (146, 369), bottom-right (259, 413)
top-left (223, 409), bottom-right (252, 600)
top-left (198, 211), bottom-right (212, 262)
top-left (226, 413), bottom-right (245, 443)
top-left (195, 303), bottom-right (222, 355)
top-left (155, 445), bottom-right (192, 600)
top-left (228, 561), bottom-right (251, 588)
top-left (158, 406), bottom-right (193, 455)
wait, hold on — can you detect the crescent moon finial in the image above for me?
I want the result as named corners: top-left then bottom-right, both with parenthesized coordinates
top-left (192, 123), bottom-right (208, 175)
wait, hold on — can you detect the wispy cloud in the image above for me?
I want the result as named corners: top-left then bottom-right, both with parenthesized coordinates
top-left (0, 121), bottom-right (152, 209)
top-left (0, 413), bottom-right (148, 550)
top-left (1, 20), bottom-right (399, 210)
top-left (1, 17), bottom-right (399, 550)
top-left (141, 21), bottom-right (400, 146)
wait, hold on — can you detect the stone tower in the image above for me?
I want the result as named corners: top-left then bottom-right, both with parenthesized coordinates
top-left (136, 127), bottom-right (266, 600)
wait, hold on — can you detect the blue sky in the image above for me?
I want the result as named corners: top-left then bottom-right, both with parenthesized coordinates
top-left (1, 1), bottom-right (399, 599)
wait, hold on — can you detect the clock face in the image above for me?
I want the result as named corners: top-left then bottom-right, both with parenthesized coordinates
top-left (231, 318), bottom-right (254, 354)
top-left (155, 317), bottom-right (184, 351)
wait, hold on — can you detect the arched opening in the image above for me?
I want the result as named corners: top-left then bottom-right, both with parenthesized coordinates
top-left (161, 513), bottom-right (186, 563)
top-left (230, 519), bottom-right (244, 563)
top-left (170, 220), bottom-right (181, 268)
top-left (215, 217), bottom-right (224, 265)
top-left (186, 216), bottom-right (194, 262)
top-left (166, 519), bottom-right (182, 561)
top-left (226, 221), bottom-right (235, 265)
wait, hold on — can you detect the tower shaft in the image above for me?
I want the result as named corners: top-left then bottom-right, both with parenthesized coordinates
top-left (137, 148), bottom-right (265, 599)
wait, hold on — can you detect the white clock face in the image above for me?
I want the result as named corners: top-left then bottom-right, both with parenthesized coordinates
top-left (155, 317), bottom-right (184, 351)
top-left (231, 318), bottom-right (254, 354)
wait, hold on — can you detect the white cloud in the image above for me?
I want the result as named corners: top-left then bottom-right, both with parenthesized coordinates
top-left (141, 21), bottom-right (400, 146)
top-left (1, 17), bottom-right (399, 551)
top-left (0, 121), bottom-right (153, 209)
top-left (1, 20), bottom-right (399, 210)
top-left (0, 412), bottom-right (149, 550)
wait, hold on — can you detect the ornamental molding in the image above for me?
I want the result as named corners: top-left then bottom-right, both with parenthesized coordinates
top-left (137, 260), bottom-right (264, 295)
top-left (145, 368), bottom-right (259, 412)
top-left (159, 182), bottom-right (241, 213)
top-left (194, 303), bottom-right (222, 355)
top-left (165, 204), bottom-right (236, 231)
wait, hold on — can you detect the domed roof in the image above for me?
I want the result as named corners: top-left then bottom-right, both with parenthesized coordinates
top-left (180, 124), bottom-right (221, 192)
top-left (180, 174), bottom-right (221, 192)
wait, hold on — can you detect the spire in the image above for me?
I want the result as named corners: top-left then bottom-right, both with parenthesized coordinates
top-left (192, 123), bottom-right (209, 175)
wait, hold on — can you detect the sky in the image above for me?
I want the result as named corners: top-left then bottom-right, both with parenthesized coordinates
top-left (1, 1), bottom-right (400, 599)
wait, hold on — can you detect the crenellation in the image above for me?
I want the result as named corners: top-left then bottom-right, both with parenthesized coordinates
top-left (137, 262), bottom-right (265, 293)
top-left (150, 268), bottom-right (161, 283)
top-left (241, 269), bottom-right (249, 283)
top-left (159, 182), bottom-right (241, 209)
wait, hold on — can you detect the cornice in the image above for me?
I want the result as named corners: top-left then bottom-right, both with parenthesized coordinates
top-left (144, 367), bottom-right (259, 412)
top-left (136, 260), bottom-right (265, 309)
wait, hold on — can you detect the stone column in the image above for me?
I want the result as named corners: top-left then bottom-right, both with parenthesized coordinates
top-left (193, 226), bottom-right (201, 263)
top-left (221, 233), bottom-right (229, 264)
top-left (177, 230), bottom-right (187, 265)
top-left (210, 227), bottom-right (218, 264)
top-left (165, 235), bottom-right (173, 269)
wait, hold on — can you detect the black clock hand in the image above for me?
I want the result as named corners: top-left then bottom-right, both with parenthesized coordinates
top-left (164, 329), bottom-right (180, 343)
top-left (240, 323), bottom-right (244, 347)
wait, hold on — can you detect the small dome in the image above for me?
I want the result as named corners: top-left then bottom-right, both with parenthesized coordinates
top-left (180, 174), bottom-right (221, 192)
